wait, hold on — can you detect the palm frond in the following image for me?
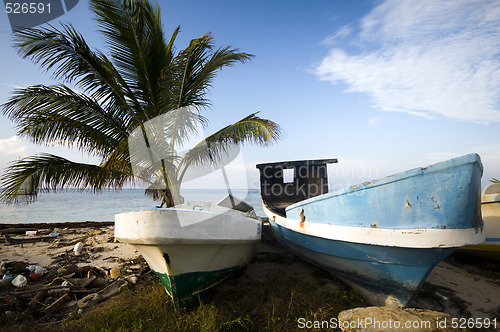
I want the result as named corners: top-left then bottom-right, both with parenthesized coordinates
top-left (13, 23), bottom-right (136, 120)
top-left (162, 34), bottom-right (254, 110)
top-left (177, 113), bottom-right (280, 182)
top-left (205, 112), bottom-right (281, 148)
top-left (91, 0), bottom-right (172, 117)
top-left (186, 44), bottom-right (254, 105)
top-left (2, 84), bottom-right (128, 157)
top-left (0, 154), bottom-right (131, 204)
top-left (1, 0), bottom-right (280, 207)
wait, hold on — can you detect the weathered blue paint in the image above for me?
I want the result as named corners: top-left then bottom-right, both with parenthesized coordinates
top-left (263, 153), bottom-right (484, 306)
top-left (268, 218), bottom-right (455, 306)
top-left (286, 153), bottom-right (483, 231)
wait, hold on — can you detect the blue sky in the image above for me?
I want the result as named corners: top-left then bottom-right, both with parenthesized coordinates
top-left (0, 0), bottom-right (499, 191)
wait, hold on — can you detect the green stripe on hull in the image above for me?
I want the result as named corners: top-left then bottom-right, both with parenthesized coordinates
top-left (154, 266), bottom-right (241, 309)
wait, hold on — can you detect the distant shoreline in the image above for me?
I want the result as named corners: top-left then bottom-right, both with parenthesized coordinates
top-left (0, 220), bottom-right (114, 230)
top-left (0, 189), bottom-right (263, 225)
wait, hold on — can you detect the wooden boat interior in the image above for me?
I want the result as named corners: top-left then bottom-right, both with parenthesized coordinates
top-left (256, 159), bottom-right (338, 216)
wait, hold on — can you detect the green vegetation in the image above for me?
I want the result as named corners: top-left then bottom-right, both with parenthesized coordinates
top-left (0, 0), bottom-right (280, 207)
top-left (24, 274), bottom-right (364, 332)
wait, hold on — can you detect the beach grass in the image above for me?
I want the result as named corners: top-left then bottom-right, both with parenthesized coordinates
top-left (11, 271), bottom-right (364, 332)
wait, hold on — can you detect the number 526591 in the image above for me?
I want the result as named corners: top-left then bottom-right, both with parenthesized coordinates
top-left (5, 2), bottom-right (51, 14)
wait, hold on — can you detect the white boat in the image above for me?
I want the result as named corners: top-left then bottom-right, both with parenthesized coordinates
top-left (115, 197), bottom-right (260, 309)
top-left (461, 183), bottom-right (500, 258)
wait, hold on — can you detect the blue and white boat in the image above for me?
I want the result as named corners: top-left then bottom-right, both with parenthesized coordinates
top-left (256, 154), bottom-right (484, 307)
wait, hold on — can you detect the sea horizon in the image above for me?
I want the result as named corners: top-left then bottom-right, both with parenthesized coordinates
top-left (0, 188), bottom-right (263, 224)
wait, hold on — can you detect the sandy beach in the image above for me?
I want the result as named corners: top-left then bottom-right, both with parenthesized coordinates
top-left (1, 222), bottom-right (139, 270)
top-left (1, 221), bottom-right (499, 328)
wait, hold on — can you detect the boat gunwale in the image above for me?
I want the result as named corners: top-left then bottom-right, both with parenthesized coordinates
top-left (286, 153), bottom-right (482, 213)
top-left (263, 202), bottom-right (484, 249)
top-left (115, 204), bottom-right (262, 245)
top-left (115, 207), bottom-right (257, 219)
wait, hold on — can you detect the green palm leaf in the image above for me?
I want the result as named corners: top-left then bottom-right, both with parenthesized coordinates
top-left (14, 23), bottom-right (134, 120)
top-left (164, 33), bottom-right (253, 110)
top-left (177, 113), bottom-right (280, 182)
top-left (0, 154), bottom-right (130, 204)
top-left (1, 0), bottom-right (281, 207)
top-left (91, 0), bottom-right (172, 116)
top-left (3, 84), bottom-right (127, 156)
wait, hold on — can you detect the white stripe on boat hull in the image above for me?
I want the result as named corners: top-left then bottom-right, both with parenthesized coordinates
top-left (263, 204), bottom-right (484, 248)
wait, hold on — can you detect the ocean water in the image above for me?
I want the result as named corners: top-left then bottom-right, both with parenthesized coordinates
top-left (0, 189), bottom-right (264, 224)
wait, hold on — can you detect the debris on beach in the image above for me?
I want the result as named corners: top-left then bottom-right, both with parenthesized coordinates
top-left (0, 258), bottom-right (149, 322)
top-left (0, 222), bottom-right (147, 323)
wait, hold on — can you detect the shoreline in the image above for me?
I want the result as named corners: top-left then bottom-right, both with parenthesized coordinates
top-left (0, 221), bottom-right (114, 230)
top-left (1, 221), bottom-right (499, 328)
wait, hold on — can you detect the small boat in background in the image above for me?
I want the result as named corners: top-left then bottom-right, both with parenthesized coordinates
top-left (256, 154), bottom-right (484, 307)
top-left (460, 183), bottom-right (500, 259)
top-left (115, 195), bottom-right (260, 309)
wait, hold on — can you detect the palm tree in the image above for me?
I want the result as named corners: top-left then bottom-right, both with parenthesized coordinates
top-left (0, 0), bottom-right (280, 207)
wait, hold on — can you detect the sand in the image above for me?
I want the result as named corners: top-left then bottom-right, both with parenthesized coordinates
top-left (413, 255), bottom-right (500, 319)
top-left (0, 223), bottom-right (139, 270)
top-left (1, 222), bottom-right (499, 321)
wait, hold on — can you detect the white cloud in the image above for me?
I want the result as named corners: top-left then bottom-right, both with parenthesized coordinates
top-left (315, 0), bottom-right (500, 123)
top-left (0, 136), bottom-right (28, 156)
top-left (321, 25), bottom-right (353, 46)
top-left (0, 136), bottom-right (30, 171)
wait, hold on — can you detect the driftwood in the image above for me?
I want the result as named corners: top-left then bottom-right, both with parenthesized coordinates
top-left (0, 221), bottom-right (113, 231)
top-left (2, 234), bottom-right (16, 245)
top-left (65, 236), bottom-right (90, 246)
top-left (1, 223), bottom-right (144, 321)
top-left (77, 279), bottom-right (128, 309)
top-left (0, 228), bottom-right (37, 235)
top-left (44, 293), bottom-right (71, 315)
top-left (0, 235), bottom-right (59, 244)
top-left (7, 285), bottom-right (71, 295)
top-left (28, 290), bottom-right (48, 310)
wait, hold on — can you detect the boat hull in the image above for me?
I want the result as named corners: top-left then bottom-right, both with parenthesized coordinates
top-left (286, 154), bottom-right (484, 232)
top-left (131, 242), bottom-right (255, 308)
top-left (267, 211), bottom-right (454, 306)
top-left (260, 154), bottom-right (485, 307)
top-left (115, 202), bottom-right (260, 309)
